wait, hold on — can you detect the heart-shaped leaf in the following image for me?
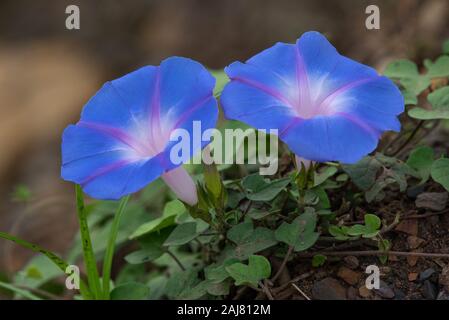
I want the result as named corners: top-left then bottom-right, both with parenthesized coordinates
top-left (431, 158), bottom-right (449, 192)
top-left (406, 146), bottom-right (434, 182)
top-left (275, 211), bottom-right (319, 252)
top-left (409, 86), bottom-right (449, 120)
top-left (225, 255), bottom-right (271, 286)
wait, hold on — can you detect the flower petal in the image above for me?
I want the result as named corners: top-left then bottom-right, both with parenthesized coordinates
top-left (281, 114), bottom-right (379, 163)
top-left (162, 166), bottom-right (198, 206)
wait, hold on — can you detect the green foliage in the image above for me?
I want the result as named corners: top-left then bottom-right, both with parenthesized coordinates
top-left (329, 214), bottom-right (382, 240)
top-left (225, 221), bottom-right (277, 260)
top-left (225, 255), bottom-right (271, 286)
top-left (242, 174), bottom-right (290, 201)
top-left (343, 154), bottom-right (419, 203)
top-left (275, 209), bottom-right (320, 251)
top-left (130, 200), bottom-right (185, 239)
top-left (431, 158), bottom-right (449, 192)
top-left (409, 86), bottom-right (449, 120)
top-left (406, 146), bottom-right (434, 182)
top-left (378, 239), bottom-right (391, 264)
top-left (312, 254), bottom-right (327, 267)
top-left (8, 38), bottom-right (449, 301)
top-left (110, 282), bottom-right (150, 300)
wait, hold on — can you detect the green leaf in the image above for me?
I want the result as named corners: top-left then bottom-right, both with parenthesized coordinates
top-left (384, 59), bottom-right (420, 79)
top-left (225, 255), bottom-right (271, 286)
top-left (124, 228), bottom-right (173, 264)
top-left (275, 211), bottom-right (319, 252)
top-left (346, 214), bottom-right (381, 238)
top-left (206, 279), bottom-right (232, 296)
top-left (164, 222), bottom-right (198, 246)
top-left (313, 166), bottom-right (338, 187)
top-left (431, 158), bottom-right (449, 192)
top-left (328, 225), bottom-right (349, 241)
top-left (243, 174), bottom-right (290, 201)
top-left (402, 89), bottom-right (418, 105)
top-left (425, 56), bottom-right (449, 78)
top-left (347, 224), bottom-right (366, 236)
top-left (166, 269), bottom-right (200, 299)
top-left (130, 200), bottom-right (184, 239)
top-left (364, 214), bottom-right (381, 231)
top-left (205, 259), bottom-right (239, 283)
top-left (406, 146), bottom-right (434, 182)
top-left (409, 86), bottom-right (449, 120)
top-left (384, 59), bottom-right (430, 96)
top-left (225, 223), bottom-right (277, 260)
top-left (110, 282), bottom-right (150, 300)
top-left (247, 208), bottom-right (273, 220)
top-left (312, 254), bottom-right (327, 267)
top-left (342, 156), bottom-right (382, 190)
top-left (365, 178), bottom-right (395, 203)
top-left (227, 221), bottom-right (254, 244)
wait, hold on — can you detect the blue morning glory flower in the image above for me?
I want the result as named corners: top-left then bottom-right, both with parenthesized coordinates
top-left (221, 31), bottom-right (404, 165)
top-left (61, 57), bottom-right (218, 204)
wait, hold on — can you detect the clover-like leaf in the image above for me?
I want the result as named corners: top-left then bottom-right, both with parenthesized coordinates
top-left (342, 156), bottom-right (382, 191)
top-left (406, 146), bottom-right (434, 182)
top-left (204, 259), bottom-right (239, 283)
top-left (384, 59), bottom-right (430, 96)
top-left (425, 56), bottom-right (449, 78)
top-left (275, 211), bottom-right (319, 252)
top-left (225, 221), bottom-right (277, 260)
top-left (409, 86), bottom-right (449, 120)
top-left (364, 214), bottom-right (381, 232)
top-left (431, 158), bottom-right (449, 192)
top-left (347, 214), bottom-right (381, 238)
top-left (225, 255), bottom-right (271, 286)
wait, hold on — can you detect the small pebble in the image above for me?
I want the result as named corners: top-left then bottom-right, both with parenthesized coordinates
top-left (374, 281), bottom-right (395, 299)
top-left (343, 256), bottom-right (359, 269)
top-left (419, 268), bottom-right (436, 281)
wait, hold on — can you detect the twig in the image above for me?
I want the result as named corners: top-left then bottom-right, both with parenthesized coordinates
top-left (291, 283), bottom-right (311, 300)
top-left (259, 281), bottom-right (274, 300)
top-left (270, 245), bottom-right (294, 284)
top-left (296, 250), bottom-right (449, 259)
top-left (405, 209), bottom-right (449, 220)
top-left (381, 213), bottom-right (401, 234)
top-left (166, 250), bottom-right (186, 271)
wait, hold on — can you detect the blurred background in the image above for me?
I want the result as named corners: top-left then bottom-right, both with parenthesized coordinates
top-left (0, 0), bottom-right (448, 275)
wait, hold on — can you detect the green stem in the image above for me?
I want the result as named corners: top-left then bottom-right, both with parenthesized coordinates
top-left (75, 185), bottom-right (102, 299)
top-left (0, 231), bottom-right (91, 299)
top-left (102, 195), bottom-right (130, 299)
